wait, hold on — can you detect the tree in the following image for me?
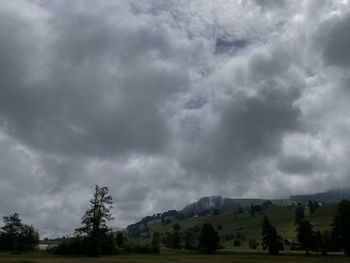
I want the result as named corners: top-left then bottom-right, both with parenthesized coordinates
top-left (250, 204), bottom-right (255, 216)
top-left (332, 200), bottom-right (350, 256)
top-left (295, 204), bottom-right (305, 224)
top-left (115, 232), bottom-right (125, 247)
top-left (161, 232), bottom-right (173, 248)
top-left (100, 232), bottom-right (117, 255)
top-left (249, 239), bottom-right (259, 249)
top-left (308, 201), bottom-right (319, 214)
top-left (183, 228), bottom-right (196, 250)
top-left (76, 185), bottom-right (114, 256)
top-left (198, 223), bottom-right (220, 253)
top-left (261, 216), bottom-right (283, 255)
top-left (0, 213), bottom-right (39, 253)
top-left (151, 232), bottom-right (160, 253)
top-left (171, 224), bottom-right (182, 249)
top-left (233, 238), bottom-right (241, 247)
top-left (296, 220), bottom-right (314, 254)
top-left (320, 230), bottom-right (333, 255)
top-left (262, 200), bottom-right (273, 209)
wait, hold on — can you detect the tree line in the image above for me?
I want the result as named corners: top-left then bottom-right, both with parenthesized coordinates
top-left (260, 200), bottom-right (350, 256)
top-left (0, 213), bottom-right (39, 253)
top-left (1, 185), bottom-right (350, 257)
top-left (50, 185), bottom-right (221, 256)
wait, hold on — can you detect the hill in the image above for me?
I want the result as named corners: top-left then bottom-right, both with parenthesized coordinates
top-left (180, 196), bottom-right (240, 216)
top-left (181, 196), bottom-right (296, 216)
top-left (126, 200), bottom-right (337, 249)
top-left (290, 188), bottom-right (350, 202)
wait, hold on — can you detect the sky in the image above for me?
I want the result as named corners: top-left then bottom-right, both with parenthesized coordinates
top-left (0, 0), bottom-right (350, 237)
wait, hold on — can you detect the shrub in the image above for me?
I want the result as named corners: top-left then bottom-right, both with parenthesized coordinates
top-left (123, 242), bottom-right (159, 254)
top-left (249, 239), bottom-right (259, 249)
top-left (233, 239), bottom-right (241, 247)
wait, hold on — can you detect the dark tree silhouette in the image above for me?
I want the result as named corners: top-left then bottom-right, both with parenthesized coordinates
top-left (115, 232), bottom-right (125, 247)
top-left (171, 224), bottom-right (182, 249)
top-left (250, 204), bottom-right (255, 216)
top-left (198, 223), bottom-right (220, 253)
top-left (295, 204), bottom-right (305, 224)
top-left (308, 200), bottom-right (319, 214)
top-left (249, 239), bottom-right (259, 249)
top-left (183, 228), bottom-right (196, 250)
top-left (151, 232), bottom-right (160, 252)
top-left (261, 216), bottom-right (283, 255)
top-left (0, 213), bottom-right (39, 253)
top-left (76, 185), bottom-right (114, 257)
top-left (320, 230), bottom-right (333, 255)
top-left (296, 220), bottom-right (314, 254)
top-left (332, 200), bottom-right (350, 256)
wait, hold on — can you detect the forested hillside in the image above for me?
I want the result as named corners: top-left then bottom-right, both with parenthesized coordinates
top-left (126, 201), bottom-right (337, 249)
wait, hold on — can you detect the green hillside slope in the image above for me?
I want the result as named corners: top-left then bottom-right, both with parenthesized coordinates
top-left (128, 202), bottom-right (337, 249)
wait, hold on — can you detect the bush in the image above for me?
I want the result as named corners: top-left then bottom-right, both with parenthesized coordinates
top-left (123, 242), bottom-right (159, 254)
top-left (50, 233), bottom-right (118, 256)
top-left (233, 239), bottom-right (241, 247)
top-left (249, 239), bottom-right (259, 249)
top-left (101, 232), bottom-right (117, 255)
top-left (49, 236), bottom-right (87, 255)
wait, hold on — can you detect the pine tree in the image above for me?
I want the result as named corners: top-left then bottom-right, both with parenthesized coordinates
top-left (183, 228), bottom-right (196, 250)
top-left (261, 216), bottom-right (283, 255)
top-left (76, 185), bottom-right (114, 256)
top-left (198, 223), bottom-right (220, 253)
top-left (115, 232), bottom-right (124, 247)
top-left (332, 200), bottom-right (350, 256)
top-left (171, 224), bottom-right (182, 249)
top-left (295, 204), bottom-right (305, 224)
top-left (151, 232), bottom-right (160, 253)
top-left (296, 220), bottom-right (314, 254)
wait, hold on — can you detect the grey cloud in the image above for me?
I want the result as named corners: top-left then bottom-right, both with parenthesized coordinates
top-left (215, 38), bottom-right (249, 55)
top-left (277, 155), bottom-right (324, 175)
top-left (323, 13), bottom-right (350, 68)
top-left (250, 0), bottom-right (287, 10)
top-left (185, 96), bottom-right (208, 110)
top-left (0, 0), bottom-right (189, 157)
top-left (0, 0), bottom-right (350, 236)
top-left (178, 85), bottom-right (301, 195)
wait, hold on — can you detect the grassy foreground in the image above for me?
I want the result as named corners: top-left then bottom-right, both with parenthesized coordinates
top-left (1, 252), bottom-right (350, 263)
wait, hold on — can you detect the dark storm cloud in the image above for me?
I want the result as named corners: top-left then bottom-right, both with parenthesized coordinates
top-left (323, 13), bottom-right (350, 68)
top-left (0, 0), bottom-right (189, 157)
top-left (214, 38), bottom-right (249, 55)
top-left (0, 0), bottom-right (350, 236)
top-left (278, 155), bottom-right (324, 175)
top-left (176, 45), bottom-right (302, 195)
top-left (180, 88), bottom-right (300, 172)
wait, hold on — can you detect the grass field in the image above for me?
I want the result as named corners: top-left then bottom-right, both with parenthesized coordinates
top-left (1, 252), bottom-right (350, 263)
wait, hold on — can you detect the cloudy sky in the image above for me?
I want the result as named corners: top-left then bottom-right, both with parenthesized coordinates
top-left (0, 0), bottom-right (349, 237)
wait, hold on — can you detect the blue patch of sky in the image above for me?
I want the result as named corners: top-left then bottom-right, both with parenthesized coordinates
top-left (214, 38), bottom-right (249, 55)
top-left (185, 96), bottom-right (208, 110)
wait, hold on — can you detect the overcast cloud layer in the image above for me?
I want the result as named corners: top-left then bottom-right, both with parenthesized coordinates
top-left (0, 0), bottom-right (350, 237)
